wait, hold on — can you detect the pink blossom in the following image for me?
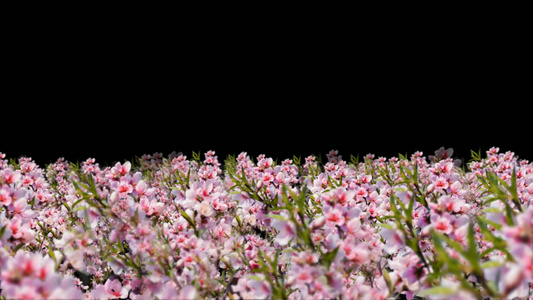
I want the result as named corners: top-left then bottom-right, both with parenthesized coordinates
top-left (402, 264), bottom-right (427, 284)
top-left (115, 161), bottom-right (132, 176)
top-left (257, 157), bottom-right (273, 170)
top-left (380, 226), bottom-right (405, 254)
top-left (503, 264), bottom-right (527, 297)
top-left (65, 249), bottom-right (86, 270)
top-left (346, 217), bottom-right (361, 234)
top-left (0, 186), bottom-right (26, 208)
top-left (212, 197), bottom-right (228, 212)
top-left (104, 278), bottom-right (129, 299)
top-left (355, 186), bottom-right (369, 202)
top-left (4, 284), bottom-right (39, 299)
top-left (275, 171), bottom-right (286, 184)
top-left (261, 172), bottom-right (274, 186)
top-left (0, 252), bottom-right (83, 299)
top-left (434, 176), bottom-right (449, 192)
top-left (174, 284), bottom-right (196, 300)
top-left (1, 168), bottom-right (21, 185)
top-left (310, 215), bottom-right (326, 230)
top-left (186, 179), bottom-right (219, 203)
top-left (329, 188), bottom-right (355, 206)
top-left (0, 147), bottom-right (531, 299)
top-left (429, 147), bottom-right (454, 162)
top-left (436, 195), bottom-right (465, 213)
top-left (450, 181), bottom-right (466, 196)
top-left (453, 223), bottom-right (469, 245)
top-left (139, 197), bottom-right (164, 216)
top-left (48, 276), bottom-right (85, 299)
top-left (8, 215), bottom-right (36, 243)
top-left (0, 186), bottom-right (12, 206)
top-left (325, 206), bottom-right (345, 227)
top-left (247, 275), bottom-right (272, 299)
top-left (342, 237), bottom-right (370, 264)
top-left (432, 213), bottom-right (453, 234)
top-left (89, 284), bottom-right (109, 299)
top-left (271, 214), bottom-right (296, 246)
top-left (293, 264), bottom-right (314, 286)
top-left (199, 200), bottom-right (214, 217)
top-left (135, 180), bottom-right (156, 197)
top-left (13, 196), bottom-right (36, 219)
top-left (115, 179), bottom-right (133, 195)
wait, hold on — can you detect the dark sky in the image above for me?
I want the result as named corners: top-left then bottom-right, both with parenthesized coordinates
top-left (4, 94), bottom-right (530, 167)
top-left (4, 42), bottom-right (529, 166)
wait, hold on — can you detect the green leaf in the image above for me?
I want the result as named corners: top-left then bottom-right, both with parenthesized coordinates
top-left (418, 286), bottom-right (456, 296)
top-left (326, 175), bottom-right (340, 188)
top-left (481, 260), bottom-right (503, 269)
top-left (481, 171), bottom-right (517, 226)
top-left (179, 210), bottom-right (196, 230)
top-left (86, 174), bottom-right (98, 197)
top-left (272, 250), bottom-right (279, 271)
top-left (389, 194), bottom-right (405, 223)
top-left (308, 198), bottom-right (322, 215)
top-left (436, 231), bottom-right (465, 255)
top-left (475, 216), bottom-right (512, 260)
top-left (412, 161), bottom-right (418, 185)
top-left (509, 168), bottom-right (522, 212)
top-left (406, 192), bottom-right (415, 223)
top-left (295, 185), bottom-right (308, 217)
top-left (0, 225), bottom-right (6, 240)
top-left (465, 222), bottom-right (482, 274)
top-left (116, 235), bottom-right (126, 254)
top-left (503, 200), bottom-right (515, 226)
top-left (69, 161), bottom-right (80, 173)
top-left (257, 248), bottom-right (272, 267)
top-left (234, 214), bottom-right (243, 228)
top-left (267, 214), bottom-right (288, 221)
top-left (320, 246), bottom-right (339, 269)
top-left (47, 243), bottom-right (56, 264)
top-left (375, 223), bottom-right (395, 230)
top-left (475, 215), bottom-right (503, 231)
top-left (245, 275), bottom-right (265, 282)
top-left (62, 202), bottom-right (71, 212)
top-left (382, 268), bottom-right (394, 293)
top-left (469, 149), bottom-right (482, 162)
top-left (13, 243), bottom-right (25, 253)
top-left (192, 150), bottom-right (202, 163)
top-left (176, 169), bottom-right (191, 190)
top-left (72, 181), bottom-right (88, 198)
top-left (479, 207), bottom-right (502, 214)
top-left (70, 197), bottom-right (87, 210)
top-left (83, 209), bottom-right (92, 232)
top-left (268, 206), bottom-right (290, 212)
top-left (350, 154), bottom-right (359, 166)
top-left (280, 185), bottom-right (292, 208)
top-left (431, 230), bottom-right (463, 275)
top-left (293, 155), bottom-right (301, 166)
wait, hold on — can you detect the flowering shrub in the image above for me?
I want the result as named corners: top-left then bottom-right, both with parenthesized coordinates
top-left (0, 147), bottom-right (531, 299)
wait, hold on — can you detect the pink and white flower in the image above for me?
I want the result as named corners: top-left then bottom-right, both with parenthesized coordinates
top-left (271, 213), bottom-right (296, 246)
top-left (104, 278), bottom-right (129, 299)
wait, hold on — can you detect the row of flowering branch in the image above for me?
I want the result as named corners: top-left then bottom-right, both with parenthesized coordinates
top-left (0, 147), bottom-right (531, 299)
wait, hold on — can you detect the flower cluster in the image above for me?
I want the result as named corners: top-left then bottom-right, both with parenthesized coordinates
top-left (0, 147), bottom-right (531, 299)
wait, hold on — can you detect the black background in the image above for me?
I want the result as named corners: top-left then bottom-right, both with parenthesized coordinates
top-left (3, 28), bottom-right (530, 167)
top-left (4, 81), bottom-right (530, 167)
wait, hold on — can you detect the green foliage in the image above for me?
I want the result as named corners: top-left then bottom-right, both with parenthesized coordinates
top-left (478, 168), bottom-right (522, 226)
top-left (374, 150), bottom-right (531, 299)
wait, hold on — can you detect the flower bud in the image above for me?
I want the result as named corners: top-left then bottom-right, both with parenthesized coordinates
top-left (310, 216), bottom-right (326, 230)
top-left (504, 264), bottom-right (524, 296)
top-left (426, 184), bottom-right (435, 194)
